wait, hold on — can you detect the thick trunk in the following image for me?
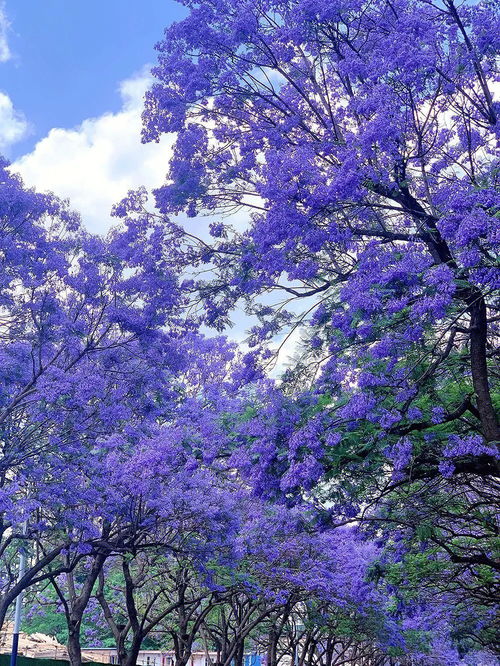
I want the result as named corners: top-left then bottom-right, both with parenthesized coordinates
top-left (235, 638), bottom-right (244, 666)
top-left (267, 628), bottom-right (278, 666)
top-left (67, 626), bottom-right (83, 666)
top-left (116, 636), bottom-right (129, 666)
top-left (64, 555), bottom-right (107, 666)
top-left (469, 295), bottom-right (499, 442)
top-left (175, 658), bottom-right (190, 666)
top-left (120, 632), bottom-right (143, 666)
top-left (174, 631), bottom-right (192, 666)
top-left (123, 656), bottom-right (137, 666)
top-left (123, 651), bottom-right (140, 666)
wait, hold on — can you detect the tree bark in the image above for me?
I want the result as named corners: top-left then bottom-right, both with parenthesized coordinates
top-left (468, 295), bottom-right (499, 442)
top-left (267, 627), bottom-right (278, 666)
top-left (123, 633), bottom-right (144, 666)
top-left (67, 625), bottom-right (83, 666)
top-left (61, 554), bottom-right (107, 666)
top-left (235, 637), bottom-right (245, 666)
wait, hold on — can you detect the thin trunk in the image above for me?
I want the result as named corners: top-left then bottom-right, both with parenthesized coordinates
top-left (391, 187), bottom-right (499, 443)
top-left (306, 639), bottom-right (316, 666)
top-left (62, 554), bottom-right (107, 666)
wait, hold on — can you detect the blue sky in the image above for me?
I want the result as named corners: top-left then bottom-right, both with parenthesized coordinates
top-left (0, 0), bottom-right (189, 236)
top-left (2, 0), bottom-right (185, 158)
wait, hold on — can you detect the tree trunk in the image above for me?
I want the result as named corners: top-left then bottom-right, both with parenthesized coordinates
top-left (67, 625), bottom-right (83, 666)
top-left (469, 295), bottom-right (500, 442)
top-left (174, 651), bottom-right (187, 666)
top-left (267, 628), bottom-right (278, 666)
top-left (117, 634), bottom-right (129, 666)
top-left (235, 637), bottom-right (245, 666)
top-left (306, 639), bottom-right (316, 666)
top-left (62, 554), bottom-right (108, 666)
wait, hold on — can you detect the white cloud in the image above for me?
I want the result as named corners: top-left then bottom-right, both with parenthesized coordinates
top-left (12, 71), bottom-right (174, 233)
top-left (0, 2), bottom-right (11, 63)
top-left (10, 70), bottom-right (305, 367)
top-left (0, 5), bottom-right (28, 154)
top-left (0, 91), bottom-right (28, 152)
top-left (8, 69), bottom-right (308, 367)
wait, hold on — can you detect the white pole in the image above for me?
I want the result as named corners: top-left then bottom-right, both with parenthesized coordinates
top-left (10, 521), bottom-right (28, 666)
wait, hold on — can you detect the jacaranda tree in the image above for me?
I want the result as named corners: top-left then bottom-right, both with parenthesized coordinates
top-left (139, 0), bottom-right (499, 657)
top-left (0, 160), bottom-right (237, 644)
top-left (2, 0), bottom-right (499, 662)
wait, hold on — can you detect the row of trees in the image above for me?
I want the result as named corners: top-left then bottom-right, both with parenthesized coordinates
top-left (23, 551), bottom-right (412, 666)
top-left (0, 162), bottom-right (412, 664)
top-left (1, 0), bottom-right (498, 664)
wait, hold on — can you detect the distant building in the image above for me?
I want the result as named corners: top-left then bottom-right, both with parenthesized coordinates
top-left (81, 650), bottom-right (262, 666)
top-left (0, 626), bottom-right (262, 666)
top-left (81, 649), bottom-right (207, 666)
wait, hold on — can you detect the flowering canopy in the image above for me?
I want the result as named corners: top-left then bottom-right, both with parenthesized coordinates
top-left (143, 0), bottom-right (498, 442)
top-left (141, 0), bottom-right (499, 658)
top-left (142, 0), bottom-right (499, 527)
top-left (1, 0), bottom-right (498, 663)
top-left (0, 162), bottom-right (242, 633)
